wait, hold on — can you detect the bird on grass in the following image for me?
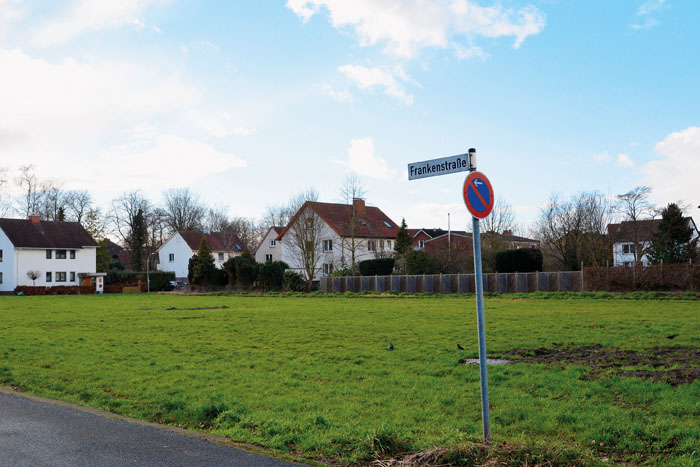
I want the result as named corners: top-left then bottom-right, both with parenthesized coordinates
top-left (388, 342), bottom-right (394, 351)
top-left (667, 334), bottom-right (679, 340)
top-left (457, 344), bottom-right (465, 351)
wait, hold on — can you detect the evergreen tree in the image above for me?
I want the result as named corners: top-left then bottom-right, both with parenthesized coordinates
top-left (394, 218), bottom-right (412, 255)
top-left (96, 239), bottom-right (111, 272)
top-left (189, 238), bottom-right (216, 286)
top-left (57, 207), bottom-right (66, 221)
top-left (129, 208), bottom-right (148, 271)
top-left (647, 203), bottom-right (698, 264)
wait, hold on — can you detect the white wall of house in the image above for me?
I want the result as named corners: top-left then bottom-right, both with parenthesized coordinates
top-left (157, 232), bottom-right (240, 280)
top-left (279, 209), bottom-right (395, 280)
top-left (0, 229), bottom-right (15, 292)
top-left (1, 245), bottom-right (96, 291)
top-left (255, 229), bottom-right (282, 264)
top-left (612, 242), bottom-right (650, 267)
top-left (157, 233), bottom-right (194, 279)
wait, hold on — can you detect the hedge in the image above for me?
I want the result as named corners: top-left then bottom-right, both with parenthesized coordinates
top-left (495, 248), bottom-right (543, 273)
top-left (15, 286), bottom-right (95, 296)
top-left (105, 270), bottom-right (175, 291)
top-left (359, 258), bottom-right (395, 276)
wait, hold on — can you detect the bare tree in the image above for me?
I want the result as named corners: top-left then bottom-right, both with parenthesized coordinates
top-left (14, 165), bottom-right (41, 217)
top-left (481, 197), bottom-right (515, 234)
top-left (65, 190), bottom-right (93, 223)
top-left (204, 205), bottom-right (231, 232)
top-left (262, 204), bottom-right (293, 229)
top-left (616, 186), bottom-right (655, 267)
top-left (0, 166), bottom-right (10, 217)
top-left (109, 190), bottom-right (151, 247)
top-left (38, 181), bottom-right (66, 221)
top-left (26, 270), bottom-right (40, 286)
top-left (162, 188), bottom-right (206, 233)
top-left (534, 191), bottom-right (613, 270)
top-left (337, 173), bottom-right (367, 274)
top-left (287, 203), bottom-right (324, 288)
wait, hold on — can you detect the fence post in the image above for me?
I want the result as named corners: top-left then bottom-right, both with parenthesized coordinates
top-left (557, 271), bottom-right (561, 292)
top-left (660, 259), bottom-right (664, 290)
top-left (690, 259), bottom-right (694, 292)
top-left (535, 271), bottom-right (539, 292)
top-left (606, 261), bottom-right (610, 292)
top-left (580, 262), bottom-right (584, 292)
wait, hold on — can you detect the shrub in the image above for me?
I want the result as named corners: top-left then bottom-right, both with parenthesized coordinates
top-left (359, 258), bottom-right (395, 276)
top-left (105, 271), bottom-right (175, 291)
top-left (495, 248), bottom-right (543, 273)
top-left (15, 286), bottom-right (95, 296)
top-left (258, 261), bottom-right (288, 291)
top-left (283, 270), bottom-right (305, 292)
top-left (405, 250), bottom-right (438, 275)
top-left (223, 251), bottom-right (258, 289)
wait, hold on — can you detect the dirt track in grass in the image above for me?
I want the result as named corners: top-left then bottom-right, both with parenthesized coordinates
top-left (503, 344), bottom-right (700, 386)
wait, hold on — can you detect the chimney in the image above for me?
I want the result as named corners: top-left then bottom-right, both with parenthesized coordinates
top-left (503, 230), bottom-right (512, 237)
top-left (352, 198), bottom-right (366, 215)
top-left (29, 215), bottom-right (40, 224)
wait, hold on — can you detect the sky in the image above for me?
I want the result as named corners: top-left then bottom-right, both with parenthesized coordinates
top-left (1, 0), bottom-right (698, 233)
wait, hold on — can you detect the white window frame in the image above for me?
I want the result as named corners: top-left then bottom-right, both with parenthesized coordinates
top-left (169, 253), bottom-right (174, 262)
top-left (56, 250), bottom-right (67, 259)
top-left (56, 272), bottom-right (67, 282)
top-left (323, 240), bottom-right (333, 252)
top-left (418, 240), bottom-right (425, 249)
top-left (218, 252), bottom-right (224, 261)
top-left (265, 254), bottom-right (273, 262)
top-left (0, 272), bottom-right (3, 284)
top-left (46, 271), bottom-right (52, 282)
top-left (70, 272), bottom-right (76, 282)
top-left (269, 239), bottom-right (276, 248)
top-left (323, 263), bottom-right (333, 275)
top-left (367, 240), bottom-right (377, 251)
top-left (70, 250), bottom-right (76, 259)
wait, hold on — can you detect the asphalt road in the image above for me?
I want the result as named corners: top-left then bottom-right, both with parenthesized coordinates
top-left (0, 389), bottom-right (304, 467)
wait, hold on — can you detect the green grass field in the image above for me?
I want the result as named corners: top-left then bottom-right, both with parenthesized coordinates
top-left (1, 293), bottom-right (699, 465)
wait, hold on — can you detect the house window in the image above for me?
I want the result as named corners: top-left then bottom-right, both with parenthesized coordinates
top-left (70, 272), bottom-right (76, 282)
top-left (265, 254), bottom-right (273, 262)
top-left (0, 272), bottom-right (3, 284)
top-left (531, 244), bottom-right (536, 248)
top-left (70, 250), bottom-right (76, 259)
top-left (46, 272), bottom-right (52, 282)
top-left (380, 240), bottom-right (385, 250)
top-left (323, 240), bottom-right (333, 252)
top-left (367, 240), bottom-right (377, 251)
top-left (56, 250), bottom-right (67, 259)
top-left (418, 240), bottom-right (425, 249)
top-left (623, 244), bottom-right (636, 254)
top-left (323, 263), bottom-right (333, 275)
top-left (0, 249), bottom-right (3, 262)
top-left (169, 253), bottom-right (174, 262)
top-left (269, 239), bottom-right (276, 248)
top-left (56, 272), bottom-right (67, 282)
top-left (218, 252), bottom-right (224, 260)
top-left (387, 240), bottom-right (391, 249)
top-left (46, 249), bottom-right (52, 259)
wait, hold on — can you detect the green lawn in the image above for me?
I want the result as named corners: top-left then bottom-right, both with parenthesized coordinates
top-left (1, 294), bottom-right (699, 465)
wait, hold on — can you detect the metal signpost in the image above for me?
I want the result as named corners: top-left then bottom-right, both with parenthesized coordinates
top-left (407, 148), bottom-right (493, 444)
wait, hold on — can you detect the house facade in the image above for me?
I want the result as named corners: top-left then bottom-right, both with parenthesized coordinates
top-left (608, 218), bottom-right (699, 267)
top-left (0, 216), bottom-right (98, 292)
top-left (276, 199), bottom-right (399, 280)
top-left (254, 226), bottom-right (284, 264)
top-left (157, 230), bottom-right (246, 280)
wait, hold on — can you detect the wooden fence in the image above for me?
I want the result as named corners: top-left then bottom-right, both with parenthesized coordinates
top-left (320, 270), bottom-right (585, 294)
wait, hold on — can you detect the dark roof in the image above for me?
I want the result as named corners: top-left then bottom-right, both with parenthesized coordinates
top-left (502, 234), bottom-right (540, 243)
top-left (608, 219), bottom-right (662, 242)
top-left (411, 228), bottom-right (469, 239)
top-left (0, 218), bottom-right (98, 249)
top-left (277, 201), bottom-right (399, 240)
top-left (179, 231), bottom-right (246, 252)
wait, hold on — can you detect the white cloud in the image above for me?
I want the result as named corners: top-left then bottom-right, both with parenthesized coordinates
top-left (643, 127), bottom-right (700, 206)
top-left (631, 0), bottom-right (666, 30)
top-left (339, 64), bottom-right (414, 104)
top-left (337, 137), bottom-right (398, 180)
top-left (617, 153), bottom-right (636, 167)
top-left (286, 0), bottom-right (545, 58)
top-left (320, 84), bottom-right (354, 103)
top-left (33, 0), bottom-right (164, 46)
top-left (187, 111), bottom-right (255, 138)
top-left (593, 152), bottom-right (611, 163)
top-left (453, 43), bottom-right (488, 60)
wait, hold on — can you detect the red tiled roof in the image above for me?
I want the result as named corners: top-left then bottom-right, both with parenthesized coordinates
top-left (179, 231), bottom-right (246, 252)
top-left (277, 201), bottom-right (399, 240)
top-left (608, 219), bottom-right (665, 243)
top-left (0, 218), bottom-right (98, 248)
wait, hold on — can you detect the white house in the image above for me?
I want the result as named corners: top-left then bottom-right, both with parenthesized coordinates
top-left (254, 226), bottom-right (284, 264)
top-left (157, 230), bottom-right (246, 280)
top-left (0, 216), bottom-right (98, 292)
top-left (608, 217), bottom-right (699, 267)
top-left (276, 199), bottom-right (399, 280)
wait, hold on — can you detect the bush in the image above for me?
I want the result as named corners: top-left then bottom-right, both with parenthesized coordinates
top-left (258, 261), bottom-right (288, 291)
top-left (105, 270), bottom-right (175, 291)
top-left (359, 258), bottom-right (395, 276)
top-left (223, 251), bottom-right (258, 289)
top-left (495, 248), bottom-right (543, 273)
top-left (405, 250), bottom-right (438, 275)
top-left (283, 270), bottom-right (305, 292)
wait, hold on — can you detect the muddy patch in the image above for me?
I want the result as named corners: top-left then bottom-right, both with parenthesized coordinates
top-left (502, 344), bottom-right (700, 386)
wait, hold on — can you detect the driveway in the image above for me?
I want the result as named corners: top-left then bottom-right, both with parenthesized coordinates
top-left (0, 389), bottom-right (305, 467)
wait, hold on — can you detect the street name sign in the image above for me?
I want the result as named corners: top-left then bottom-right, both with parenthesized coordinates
top-left (463, 171), bottom-right (494, 219)
top-left (407, 153), bottom-right (471, 180)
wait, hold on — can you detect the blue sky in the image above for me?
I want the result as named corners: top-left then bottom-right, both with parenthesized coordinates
top-left (1, 0), bottom-right (698, 232)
